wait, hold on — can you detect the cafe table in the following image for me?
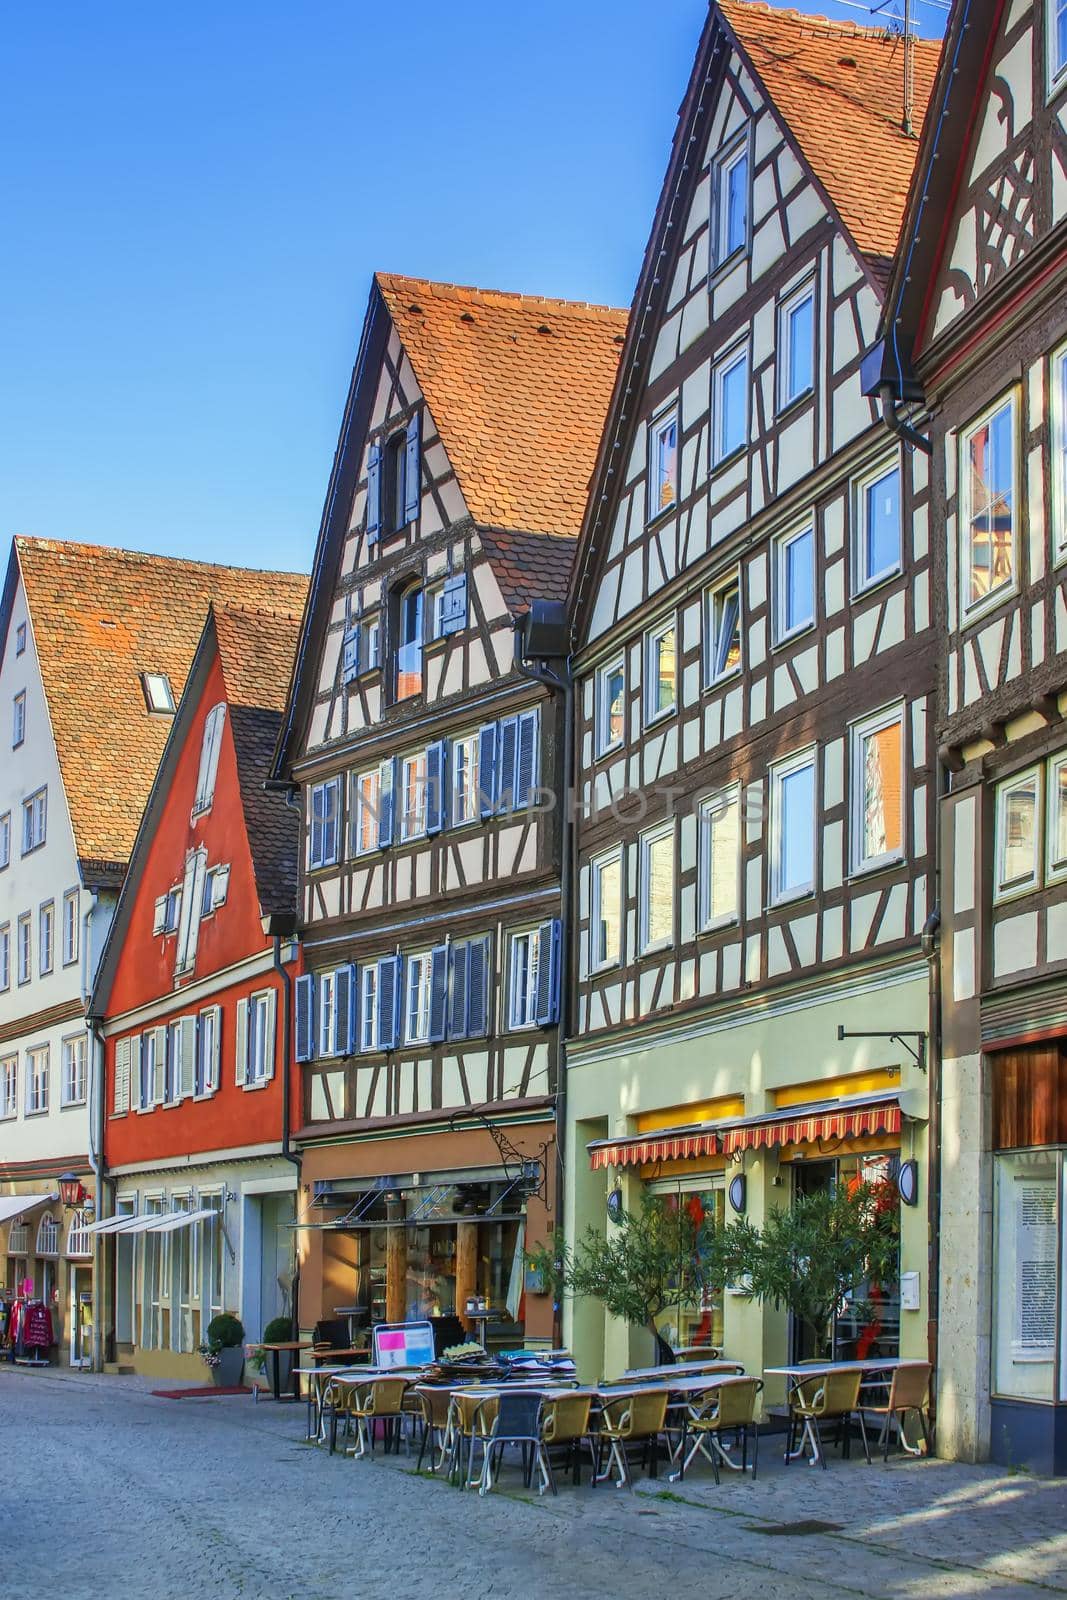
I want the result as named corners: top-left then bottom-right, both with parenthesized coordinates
top-left (619, 1359), bottom-right (744, 1382)
top-left (764, 1358), bottom-right (917, 1466)
top-left (247, 1340), bottom-right (311, 1403)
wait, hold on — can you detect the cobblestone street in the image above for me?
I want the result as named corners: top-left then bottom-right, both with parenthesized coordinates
top-left (5, 1366), bottom-right (1067, 1600)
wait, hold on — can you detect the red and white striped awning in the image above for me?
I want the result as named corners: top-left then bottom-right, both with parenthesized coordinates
top-left (587, 1095), bottom-right (903, 1171)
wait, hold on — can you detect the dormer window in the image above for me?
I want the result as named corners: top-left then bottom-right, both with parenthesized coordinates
top-left (366, 413), bottom-right (421, 543)
top-left (396, 584), bottom-right (424, 701)
top-left (141, 672), bottom-right (175, 715)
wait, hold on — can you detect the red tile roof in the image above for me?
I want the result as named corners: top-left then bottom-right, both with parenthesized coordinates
top-left (718, 1), bottom-right (941, 268)
top-left (14, 537), bottom-right (308, 875)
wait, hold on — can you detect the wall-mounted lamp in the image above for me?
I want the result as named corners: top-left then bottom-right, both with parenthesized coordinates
top-left (57, 1172), bottom-right (86, 1208)
top-left (606, 1188), bottom-right (624, 1224)
top-left (898, 1159), bottom-right (920, 1207)
top-left (728, 1174), bottom-right (747, 1214)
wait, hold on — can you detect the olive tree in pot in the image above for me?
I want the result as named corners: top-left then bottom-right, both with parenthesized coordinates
top-left (257, 1315), bottom-right (296, 1391)
top-left (199, 1313), bottom-right (246, 1388)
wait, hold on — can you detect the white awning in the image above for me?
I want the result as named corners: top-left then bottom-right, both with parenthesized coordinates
top-left (150, 1209), bottom-right (216, 1234)
top-left (0, 1193), bottom-right (54, 1227)
top-left (110, 1213), bottom-right (170, 1235)
top-left (81, 1213), bottom-right (143, 1236)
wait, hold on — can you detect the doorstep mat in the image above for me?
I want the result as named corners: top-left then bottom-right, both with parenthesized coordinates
top-left (151, 1385), bottom-right (252, 1399)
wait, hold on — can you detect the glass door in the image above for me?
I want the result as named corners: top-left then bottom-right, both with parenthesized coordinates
top-left (648, 1175), bottom-right (726, 1354)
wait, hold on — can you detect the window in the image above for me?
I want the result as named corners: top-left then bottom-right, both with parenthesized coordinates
top-left (26, 1045), bottom-right (48, 1115)
top-left (401, 751), bottom-right (427, 841)
top-left (451, 734), bottom-right (481, 826)
top-left (38, 901), bottom-right (53, 976)
top-left (360, 965), bottom-right (379, 1052)
top-left (774, 524), bottom-right (815, 642)
top-left (855, 461), bottom-right (901, 590)
top-left (995, 766), bottom-right (1041, 901)
top-left (595, 656), bottom-right (626, 756)
top-left (590, 849), bottom-right (623, 970)
top-left (141, 672), bottom-right (175, 714)
top-left (714, 135), bottom-right (749, 264)
top-left (431, 575), bottom-right (468, 638)
top-left (396, 585), bottom-right (424, 700)
top-left (1054, 344), bottom-right (1067, 558)
top-left (778, 280), bottom-right (815, 408)
top-left (15, 623), bottom-right (25, 656)
top-left (201, 865), bottom-right (229, 915)
top-left (351, 769), bottom-right (382, 855)
top-left (174, 847), bottom-right (208, 976)
top-left (1048, 754), bottom-right (1067, 883)
top-left (0, 1057), bottom-right (16, 1118)
top-left (705, 575), bottom-right (741, 683)
top-left (192, 703), bottom-right (226, 816)
top-left (12, 691), bottom-right (25, 748)
top-left (21, 787), bottom-right (46, 853)
top-left (154, 886), bottom-right (181, 935)
top-left (851, 706), bottom-right (904, 874)
top-left (648, 408), bottom-right (678, 520)
top-left (309, 777), bottom-right (341, 869)
top-left (318, 970), bottom-right (336, 1058)
top-left (644, 618), bottom-right (676, 723)
top-left (700, 787), bottom-right (741, 928)
top-left (0, 812), bottom-right (10, 869)
top-left (961, 395), bottom-right (1016, 617)
top-left (449, 934), bottom-right (492, 1039)
top-left (385, 430), bottom-right (409, 534)
top-left (509, 930), bottom-right (541, 1030)
top-left (365, 617), bottom-right (381, 671)
top-left (139, 1029), bottom-right (161, 1110)
top-left (712, 346), bottom-right (749, 465)
top-left (405, 951), bottom-right (433, 1044)
top-left (246, 992), bottom-right (274, 1085)
top-left (770, 749), bottom-right (816, 903)
top-left (62, 1034), bottom-right (87, 1106)
top-left (62, 890), bottom-right (79, 966)
top-left (36, 1211), bottom-right (58, 1256)
top-left (67, 1208), bottom-right (92, 1259)
top-left (0, 925), bottom-right (9, 991)
top-left (1049, 0), bottom-right (1067, 92)
top-left (196, 1007), bottom-right (220, 1095)
top-left (17, 914), bottom-right (31, 984)
top-left (639, 823), bottom-right (675, 952)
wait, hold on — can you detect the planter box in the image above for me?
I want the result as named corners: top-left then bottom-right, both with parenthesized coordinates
top-left (212, 1347), bottom-right (245, 1388)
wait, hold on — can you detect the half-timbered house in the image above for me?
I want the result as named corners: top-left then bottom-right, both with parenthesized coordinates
top-left (876, 0), bottom-right (1067, 1472)
top-left (273, 274), bottom-right (626, 1347)
top-left (565, 0), bottom-right (941, 1389)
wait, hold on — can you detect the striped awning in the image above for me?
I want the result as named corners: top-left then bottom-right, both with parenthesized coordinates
top-left (588, 1094), bottom-right (903, 1171)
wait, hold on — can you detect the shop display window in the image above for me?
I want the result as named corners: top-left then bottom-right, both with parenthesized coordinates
top-left (993, 1150), bottom-right (1061, 1403)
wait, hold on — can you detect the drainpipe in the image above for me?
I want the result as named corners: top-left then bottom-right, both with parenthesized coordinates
top-left (80, 890), bottom-right (110, 1374)
top-left (877, 386), bottom-right (932, 457)
top-left (921, 758), bottom-right (949, 1424)
top-left (272, 929), bottom-right (301, 1335)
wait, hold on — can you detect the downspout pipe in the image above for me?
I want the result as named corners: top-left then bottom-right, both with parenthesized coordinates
top-left (878, 384), bottom-right (932, 457)
top-left (272, 916), bottom-right (301, 1336)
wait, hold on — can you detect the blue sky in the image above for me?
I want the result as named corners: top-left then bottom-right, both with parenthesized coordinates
top-left (1, 0), bottom-right (946, 575)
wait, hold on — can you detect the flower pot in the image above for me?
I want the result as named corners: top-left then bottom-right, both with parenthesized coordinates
top-left (213, 1346), bottom-right (245, 1388)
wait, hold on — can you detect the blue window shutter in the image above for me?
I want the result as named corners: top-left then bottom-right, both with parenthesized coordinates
top-left (295, 974), bottom-right (315, 1062)
top-left (466, 935), bottom-right (491, 1038)
top-left (403, 412), bottom-right (421, 525)
top-left (378, 757), bottom-right (396, 848)
top-left (478, 724), bottom-right (498, 818)
top-left (334, 964), bottom-right (355, 1056)
top-left (428, 944), bottom-right (449, 1042)
top-left (534, 919), bottom-right (561, 1027)
top-left (377, 954), bottom-right (401, 1050)
top-left (497, 716), bottom-right (518, 813)
top-left (449, 941), bottom-right (469, 1040)
top-left (440, 574), bottom-right (467, 635)
top-left (367, 442), bottom-right (382, 543)
top-left (325, 778), bottom-right (340, 865)
top-left (516, 709), bottom-right (539, 809)
top-left (425, 741), bottom-right (447, 835)
top-left (342, 624), bottom-right (362, 686)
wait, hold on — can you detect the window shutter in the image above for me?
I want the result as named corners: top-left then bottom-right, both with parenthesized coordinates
top-left (212, 864), bottom-right (230, 910)
top-left (449, 941), bottom-right (469, 1040)
top-left (440, 573), bottom-right (467, 635)
top-left (497, 716), bottom-right (518, 812)
top-left (151, 1026), bottom-right (166, 1104)
top-left (428, 944), bottom-right (449, 1043)
top-left (342, 624), bottom-right (362, 686)
top-left (131, 1036), bottom-right (144, 1110)
top-left (235, 998), bottom-right (249, 1087)
top-left (403, 411), bottom-right (421, 525)
top-left (207, 1006), bottom-right (221, 1091)
top-left (377, 955), bottom-right (401, 1051)
top-left (263, 989), bottom-right (277, 1081)
top-left (295, 974), bottom-right (314, 1062)
top-left (516, 709), bottom-right (539, 809)
top-left (378, 757), bottom-right (396, 848)
top-left (113, 1037), bottom-right (131, 1117)
top-left (534, 919), bottom-right (562, 1027)
top-left (425, 741), bottom-right (447, 835)
top-left (478, 724), bottom-right (498, 818)
top-left (193, 704), bottom-right (226, 815)
top-left (466, 935), bottom-right (491, 1038)
top-left (367, 442), bottom-right (382, 543)
top-left (179, 1017), bottom-right (196, 1098)
top-left (333, 964), bottom-right (354, 1056)
top-left (152, 896), bottom-right (167, 936)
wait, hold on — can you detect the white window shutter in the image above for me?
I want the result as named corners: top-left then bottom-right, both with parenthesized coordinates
top-left (179, 1017), bottom-right (196, 1097)
top-left (152, 896), bottom-right (167, 936)
top-left (113, 1037), bottom-right (131, 1116)
top-left (212, 864), bottom-right (230, 911)
top-left (131, 1035), bottom-right (144, 1110)
top-left (193, 703), bottom-right (227, 815)
top-left (235, 998), bottom-right (249, 1087)
top-left (152, 1026), bottom-right (166, 1104)
top-left (263, 989), bottom-right (277, 1081)
top-left (207, 1005), bottom-right (221, 1091)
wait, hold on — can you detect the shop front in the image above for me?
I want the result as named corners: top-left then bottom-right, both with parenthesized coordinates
top-left (1, 1171), bottom-right (96, 1366)
top-left (296, 1118), bottom-right (557, 1351)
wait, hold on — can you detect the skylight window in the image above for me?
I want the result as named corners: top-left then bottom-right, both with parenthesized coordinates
top-left (142, 673), bottom-right (176, 715)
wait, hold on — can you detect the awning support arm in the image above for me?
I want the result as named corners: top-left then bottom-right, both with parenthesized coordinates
top-left (836, 1025), bottom-right (927, 1074)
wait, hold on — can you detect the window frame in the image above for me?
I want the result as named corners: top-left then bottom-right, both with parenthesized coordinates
top-left (247, 991), bottom-right (272, 1085)
top-left (595, 655), bottom-right (626, 757)
top-left (994, 764), bottom-right (1043, 903)
top-left (1052, 341), bottom-right (1067, 562)
top-left (26, 1044), bottom-right (49, 1116)
top-left (853, 456), bottom-right (903, 593)
top-left (61, 1032), bottom-right (87, 1108)
top-left (360, 964), bottom-right (379, 1052)
top-left (713, 130), bottom-right (750, 269)
top-left (643, 616), bottom-right (677, 726)
top-left (195, 1006), bottom-right (220, 1098)
top-left (450, 733), bottom-right (480, 827)
top-left (769, 746), bottom-right (817, 906)
top-left (777, 277), bottom-right (816, 412)
top-left (590, 847), bottom-right (624, 973)
top-left (959, 391), bottom-right (1018, 624)
top-left (0, 924), bottom-right (10, 993)
top-left (141, 672), bottom-right (176, 714)
top-left (704, 571), bottom-right (742, 686)
top-left (0, 812), bottom-right (10, 870)
top-left (773, 523), bottom-right (816, 644)
top-left (21, 787), bottom-right (46, 855)
top-left (404, 951), bottom-right (433, 1045)
top-left (698, 785), bottom-right (742, 931)
top-left (638, 821), bottom-right (676, 954)
top-left (0, 1055), bottom-right (16, 1120)
top-left (15, 623), bottom-right (25, 657)
top-left (1048, 0), bottom-right (1067, 97)
top-left (351, 768), bottom-right (382, 856)
top-left (395, 583), bottom-right (424, 702)
top-left (849, 703), bottom-right (906, 877)
top-left (38, 900), bottom-right (54, 977)
top-left (647, 405), bottom-right (679, 524)
top-left (1047, 752), bottom-right (1067, 885)
top-left (400, 750), bottom-right (428, 842)
top-left (17, 913), bottom-right (31, 986)
top-left (12, 691), bottom-right (25, 749)
top-left (508, 929), bottom-right (540, 1031)
top-left (308, 777), bottom-right (341, 870)
top-left (62, 889), bottom-right (79, 967)
top-left (318, 970), bottom-right (336, 1059)
top-left (711, 342), bottom-right (750, 468)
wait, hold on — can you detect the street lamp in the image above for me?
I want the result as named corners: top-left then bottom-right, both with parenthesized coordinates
top-left (57, 1172), bottom-right (85, 1208)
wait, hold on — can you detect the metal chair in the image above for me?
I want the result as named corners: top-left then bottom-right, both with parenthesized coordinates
top-left (787, 1369), bottom-right (870, 1469)
top-left (595, 1389), bottom-right (670, 1489)
top-left (862, 1362), bottom-right (932, 1459)
top-left (414, 1385), bottom-right (454, 1473)
top-left (447, 1391), bottom-right (499, 1488)
top-left (343, 1377), bottom-right (409, 1459)
top-left (541, 1391), bottom-right (594, 1485)
top-left (670, 1377), bottom-right (763, 1483)
top-left (478, 1391), bottom-right (554, 1496)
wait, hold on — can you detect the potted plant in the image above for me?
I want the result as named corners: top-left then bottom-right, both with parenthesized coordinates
top-left (199, 1312), bottom-right (246, 1387)
top-left (259, 1315), bottom-right (295, 1391)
